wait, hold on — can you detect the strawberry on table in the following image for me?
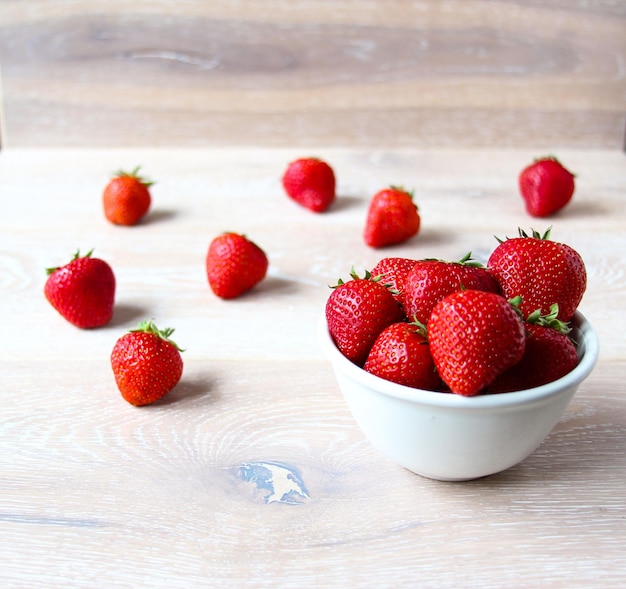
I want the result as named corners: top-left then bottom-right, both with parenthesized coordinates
top-left (364, 186), bottom-right (421, 248)
top-left (326, 270), bottom-right (405, 366)
top-left (282, 157), bottom-right (336, 212)
top-left (402, 253), bottom-right (501, 325)
top-left (103, 166), bottom-right (153, 226)
top-left (44, 249), bottom-right (116, 328)
top-left (364, 321), bottom-right (441, 390)
top-left (519, 156), bottom-right (575, 217)
top-left (206, 232), bottom-right (269, 299)
top-left (487, 228), bottom-right (586, 321)
top-left (427, 290), bottom-right (526, 396)
top-left (111, 320), bottom-right (184, 406)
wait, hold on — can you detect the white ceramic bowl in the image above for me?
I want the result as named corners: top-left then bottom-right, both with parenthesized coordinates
top-left (319, 311), bottom-right (599, 481)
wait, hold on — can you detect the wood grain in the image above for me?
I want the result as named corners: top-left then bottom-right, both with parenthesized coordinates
top-left (0, 147), bottom-right (625, 587)
top-left (1, 1), bottom-right (625, 149)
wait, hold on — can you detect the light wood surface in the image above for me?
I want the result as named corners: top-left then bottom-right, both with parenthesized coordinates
top-left (1, 1), bottom-right (625, 149)
top-left (1, 147), bottom-right (624, 588)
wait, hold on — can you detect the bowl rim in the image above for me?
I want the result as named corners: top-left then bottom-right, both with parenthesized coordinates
top-left (319, 310), bottom-right (599, 409)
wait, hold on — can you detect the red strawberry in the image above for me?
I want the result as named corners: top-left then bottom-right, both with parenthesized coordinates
top-left (487, 228), bottom-right (586, 321)
top-left (364, 322), bottom-right (441, 390)
top-left (206, 232), bottom-right (269, 299)
top-left (282, 157), bottom-right (336, 212)
top-left (103, 166), bottom-right (153, 225)
top-left (519, 156), bottom-right (575, 217)
top-left (428, 290), bottom-right (526, 396)
top-left (364, 186), bottom-right (421, 248)
top-left (111, 320), bottom-right (184, 406)
top-left (488, 307), bottom-right (579, 393)
top-left (44, 249), bottom-right (116, 328)
top-left (326, 270), bottom-right (406, 366)
top-left (370, 256), bottom-right (418, 305)
top-left (403, 253), bottom-right (501, 325)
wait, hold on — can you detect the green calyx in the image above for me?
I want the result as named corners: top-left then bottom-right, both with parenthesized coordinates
top-left (507, 295), bottom-right (524, 318)
top-left (408, 318), bottom-right (428, 339)
top-left (526, 304), bottom-right (572, 335)
top-left (455, 251), bottom-right (485, 268)
top-left (518, 226), bottom-right (552, 240)
top-left (332, 267), bottom-right (374, 287)
top-left (131, 319), bottom-right (184, 351)
top-left (332, 267), bottom-right (365, 288)
top-left (46, 248), bottom-right (94, 275)
top-left (389, 185), bottom-right (415, 198)
top-left (113, 165), bottom-right (154, 187)
top-left (507, 298), bottom-right (572, 336)
top-left (495, 226), bottom-right (552, 244)
top-left (421, 252), bottom-right (485, 268)
top-left (534, 155), bottom-right (561, 165)
top-left (331, 267), bottom-right (399, 294)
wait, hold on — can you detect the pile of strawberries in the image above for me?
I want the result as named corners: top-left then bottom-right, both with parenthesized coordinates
top-left (325, 228), bottom-right (587, 396)
top-left (44, 154), bottom-right (581, 404)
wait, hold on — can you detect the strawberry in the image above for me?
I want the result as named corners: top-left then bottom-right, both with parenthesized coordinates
top-left (282, 157), bottom-right (336, 212)
top-left (206, 232), bottom-right (269, 299)
top-left (487, 228), bottom-right (586, 321)
top-left (44, 249), bottom-right (115, 328)
top-left (103, 166), bottom-right (153, 226)
top-left (370, 256), bottom-right (418, 306)
top-left (519, 156), bottom-right (575, 217)
top-left (427, 290), bottom-right (526, 396)
top-left (364, 321), bottom-right (441, 390)
top-left (364, 186), bottom-right (420, 248)
top-left (402, 253), bottom-right (501, 325)
top-left (111, 320), bottom-right (184, 406)
top-left (488, 306), bottom-right (579, 393)
top-left (326, 270), bottom-right (406, 366)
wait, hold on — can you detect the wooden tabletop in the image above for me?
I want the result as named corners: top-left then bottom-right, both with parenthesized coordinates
top-left (1, 1), bottom-right (625, 150)
top-left (1, 147), bottom-right (625, 587)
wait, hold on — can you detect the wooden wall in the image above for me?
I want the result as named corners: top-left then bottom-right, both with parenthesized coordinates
top-left (0, 1), bottom-right (625, 149)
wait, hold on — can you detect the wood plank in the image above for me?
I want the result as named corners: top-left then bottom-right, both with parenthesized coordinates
top-left (1, 1), bottom-right (625, 148)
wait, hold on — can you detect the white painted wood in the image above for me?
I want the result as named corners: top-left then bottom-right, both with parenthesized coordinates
top-left (0, 148), bottom-right (624, 588)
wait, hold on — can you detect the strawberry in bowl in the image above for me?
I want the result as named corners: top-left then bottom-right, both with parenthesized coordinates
top-left (319, 230), bottom-right (598, 480)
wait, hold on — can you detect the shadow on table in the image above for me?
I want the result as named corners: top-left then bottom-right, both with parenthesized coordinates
top-left (109, 303), bottom-right (147, 328)
top-left (154, 371), bottom-right (219, 407)
top-left (254, 274), bottom-right (306, 297)
top-left (460, 419), bottom-right (625, 488)
top-left (142, 208), bottom-right (179, 225)
top-left (331, 194), bottom-right (362, 212)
